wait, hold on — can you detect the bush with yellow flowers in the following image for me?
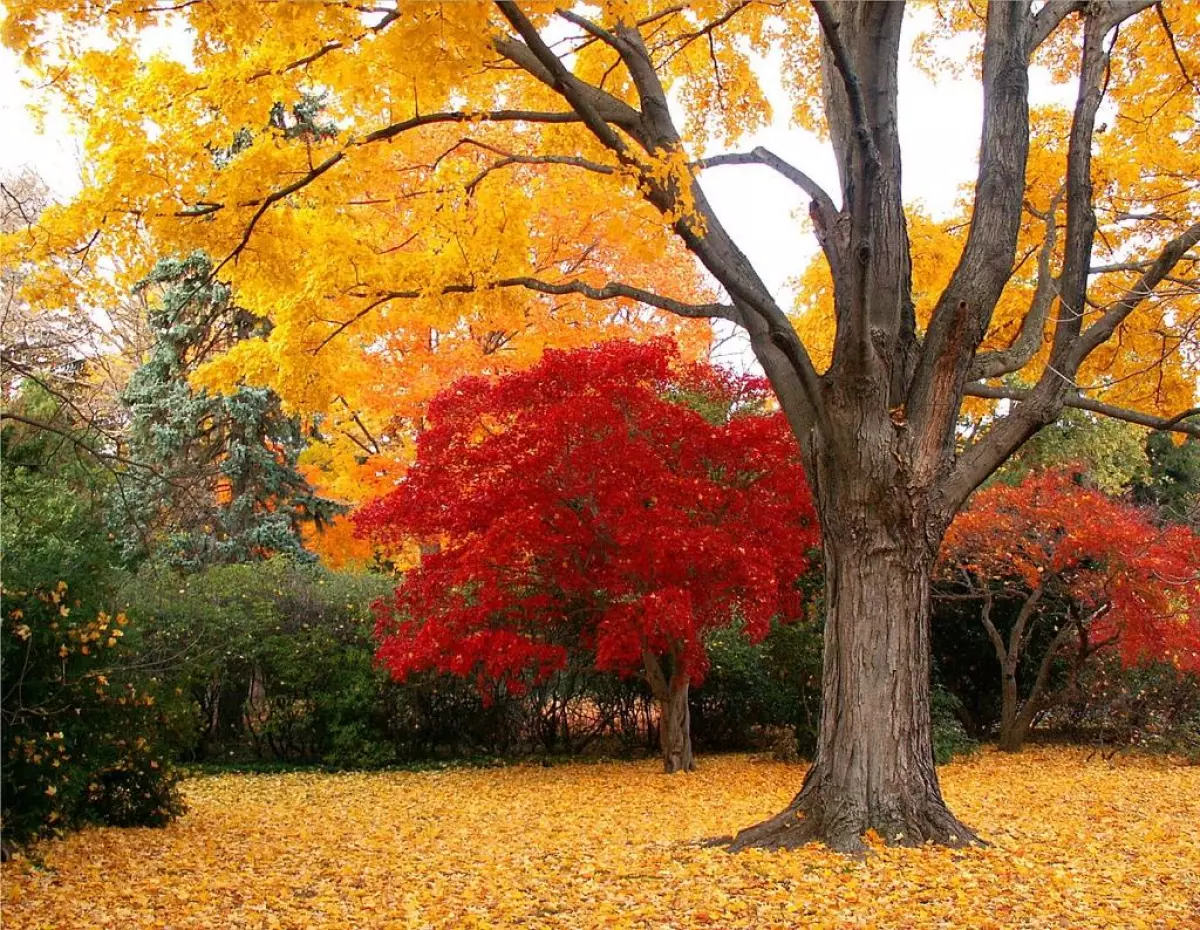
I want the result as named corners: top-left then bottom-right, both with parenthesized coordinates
top-left (2, 581), bottom-right (188, 848)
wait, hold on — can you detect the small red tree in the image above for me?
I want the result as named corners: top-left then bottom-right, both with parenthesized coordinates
top-left (938, 469), bottom-right (1200, 751)
top-left (356, 340), bottom-right (819, 772)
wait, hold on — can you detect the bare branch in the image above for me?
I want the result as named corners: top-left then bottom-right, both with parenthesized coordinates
top-left (200, 108), bottom-right (589, 273)
top-left (1070, 221), bottom-right (1200, 367)
top-left (1156, 2), bottom-right (1200, 94)
top-left (313, 276), bottom-right (741, 353)
top-left (654, 0), bottom-right (754, 68)
top-left (696, 147), bottom-right (839, 220)
top-left (246, 9), bottom-right (400, 83)
top-left (0, 412), bottom-right (160, 473)
top-left (454, 142), bottom-right (617, 194)
top-left (963, 383), bottom-right (1200, 438)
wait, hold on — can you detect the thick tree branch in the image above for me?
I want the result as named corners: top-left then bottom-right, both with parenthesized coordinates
top-left (489, 5), bottom-right (829, 438)
top-left (971, 191), bottom-right (1064, 381)
top-left (1008, 584), bottom-right (1046, 669)
top-left (491, 35), bottom-right (645, 138)
top-left (496, 276), bottom-right (738, 321)
top-left (438, 138), bottom-right (619, 193)
top-left (935, 4), bottom-right (1159, 515)
top-left (978, 588), bottom-right (1006, 664)
top-left (1045, 13), bottom-right (1115, 373)
top-left (1027, 1), bottom-right (1085, 54)
top-left (494, 2), bottom-right (638, 157)
top-left (811, 2), bottom-right (879, 173)
top-left (908, 2), bottom-right (1031, 470)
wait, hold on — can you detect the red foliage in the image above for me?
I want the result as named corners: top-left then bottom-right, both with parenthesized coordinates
top-left (356, 339), bottom-right (819, 694)
top-left (941, 469), bottom-right (1200, 673)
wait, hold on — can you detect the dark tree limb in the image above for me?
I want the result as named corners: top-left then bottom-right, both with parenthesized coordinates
top-left (313, 276), bottom-right (742, 353)
top-left (201, 108), bottom-right (591, 274)
top-left (811, 2), bottom-right (880, 172)
top-left (970, 190), bottom-right (1064, 381)
top-left (963, 383), bottom-right (1200, 438)
top-left (494, 2), bottom-right (640, 157)
top-left (935, 2), bottom-right (1160, 515)
top-left (907, 1), bottom-right (1032, 471)
top-left (0, 412), bottom-right (161, 474)
top-left (487, 4), bottom-right (829, 438)
top-left (1069, 221), bottom-right (1200, 367)
top-left (246, 9), bottom-right (400, 82)
top-left (697, 147), bottom-right (839, 225)
top-left (1027, 1), bottom-right (1085, 54)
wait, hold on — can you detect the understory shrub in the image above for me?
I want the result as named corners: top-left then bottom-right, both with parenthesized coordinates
top-left (1048, 658), bottom-right (1200, 760)
top-left (2, 408), bottom-right (187, 847)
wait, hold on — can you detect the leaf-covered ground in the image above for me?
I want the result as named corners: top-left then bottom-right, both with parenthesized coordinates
top-left (3, 749), bottom-right (1198, 929)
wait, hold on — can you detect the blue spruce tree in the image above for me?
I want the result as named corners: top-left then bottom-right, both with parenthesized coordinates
top-left (119, 252), bottom-right (341, 568)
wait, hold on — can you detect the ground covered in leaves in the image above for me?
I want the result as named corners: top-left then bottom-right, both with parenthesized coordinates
top-left (3, 749), bottom-right (1198, 929)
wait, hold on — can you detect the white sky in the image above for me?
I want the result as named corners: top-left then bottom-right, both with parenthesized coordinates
top-left (0, 10), bottom-right (1074, 341)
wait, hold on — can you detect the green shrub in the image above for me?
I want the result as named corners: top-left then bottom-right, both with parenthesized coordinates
top-left (2, 409), bottom-right (187, 847)
top-left (124, 558), bottom-right (395, 766)
top-left (691, 616), bottom-right (824, 755)
top-left (931, 686), bottom-right (979, 764)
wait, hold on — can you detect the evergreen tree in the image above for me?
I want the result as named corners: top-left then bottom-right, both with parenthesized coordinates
top-left (118, 253), bottom-right (341, 568)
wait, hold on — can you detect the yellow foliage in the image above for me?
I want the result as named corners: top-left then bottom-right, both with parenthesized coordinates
top-left (3, 0), bottom-right (1197, 527)
top-left (3, 750), bottom-right (1198, 929)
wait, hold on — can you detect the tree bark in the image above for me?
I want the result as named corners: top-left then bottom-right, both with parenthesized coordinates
top-left (980, 586), bottom-right (1044, 753)
top-left (643, 649), bottom-right (695, 773)
top-left (997, 705), bottom-right (1034, 753)
top-left (658, 673), bottom-right (694, 774)
top-left (731, 463), bottom-right (980, 853)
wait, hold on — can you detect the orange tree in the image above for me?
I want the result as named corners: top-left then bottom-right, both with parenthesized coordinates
top-left (938, 469), bottom-right (1200, 752)
top-left (3, 1), bottom-right (1199, 851)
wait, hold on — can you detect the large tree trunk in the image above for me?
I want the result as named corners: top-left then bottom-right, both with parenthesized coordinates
top-left (731, 467), bottom-right (981, 854)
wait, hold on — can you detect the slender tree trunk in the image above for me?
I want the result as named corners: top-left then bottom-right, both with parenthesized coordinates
top-left (998, 703), bottom-right (1035, 752)
top-left (643, 649), bottom-right (694, 773)
top-left (997, 615), bottom-right (1081, 752)
top-left (658, 672), bottom-right (694, 774)
top-left (731, 478), bottom-right (980, 853)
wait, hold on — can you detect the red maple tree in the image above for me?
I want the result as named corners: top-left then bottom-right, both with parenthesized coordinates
top-left (356, 340), bottom-right (819, 771)
top-left (938, 469), bottom-right (1200, 751)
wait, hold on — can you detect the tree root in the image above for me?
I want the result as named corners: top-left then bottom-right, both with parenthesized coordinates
top-left (726, 788), bottom-right (986, 855)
